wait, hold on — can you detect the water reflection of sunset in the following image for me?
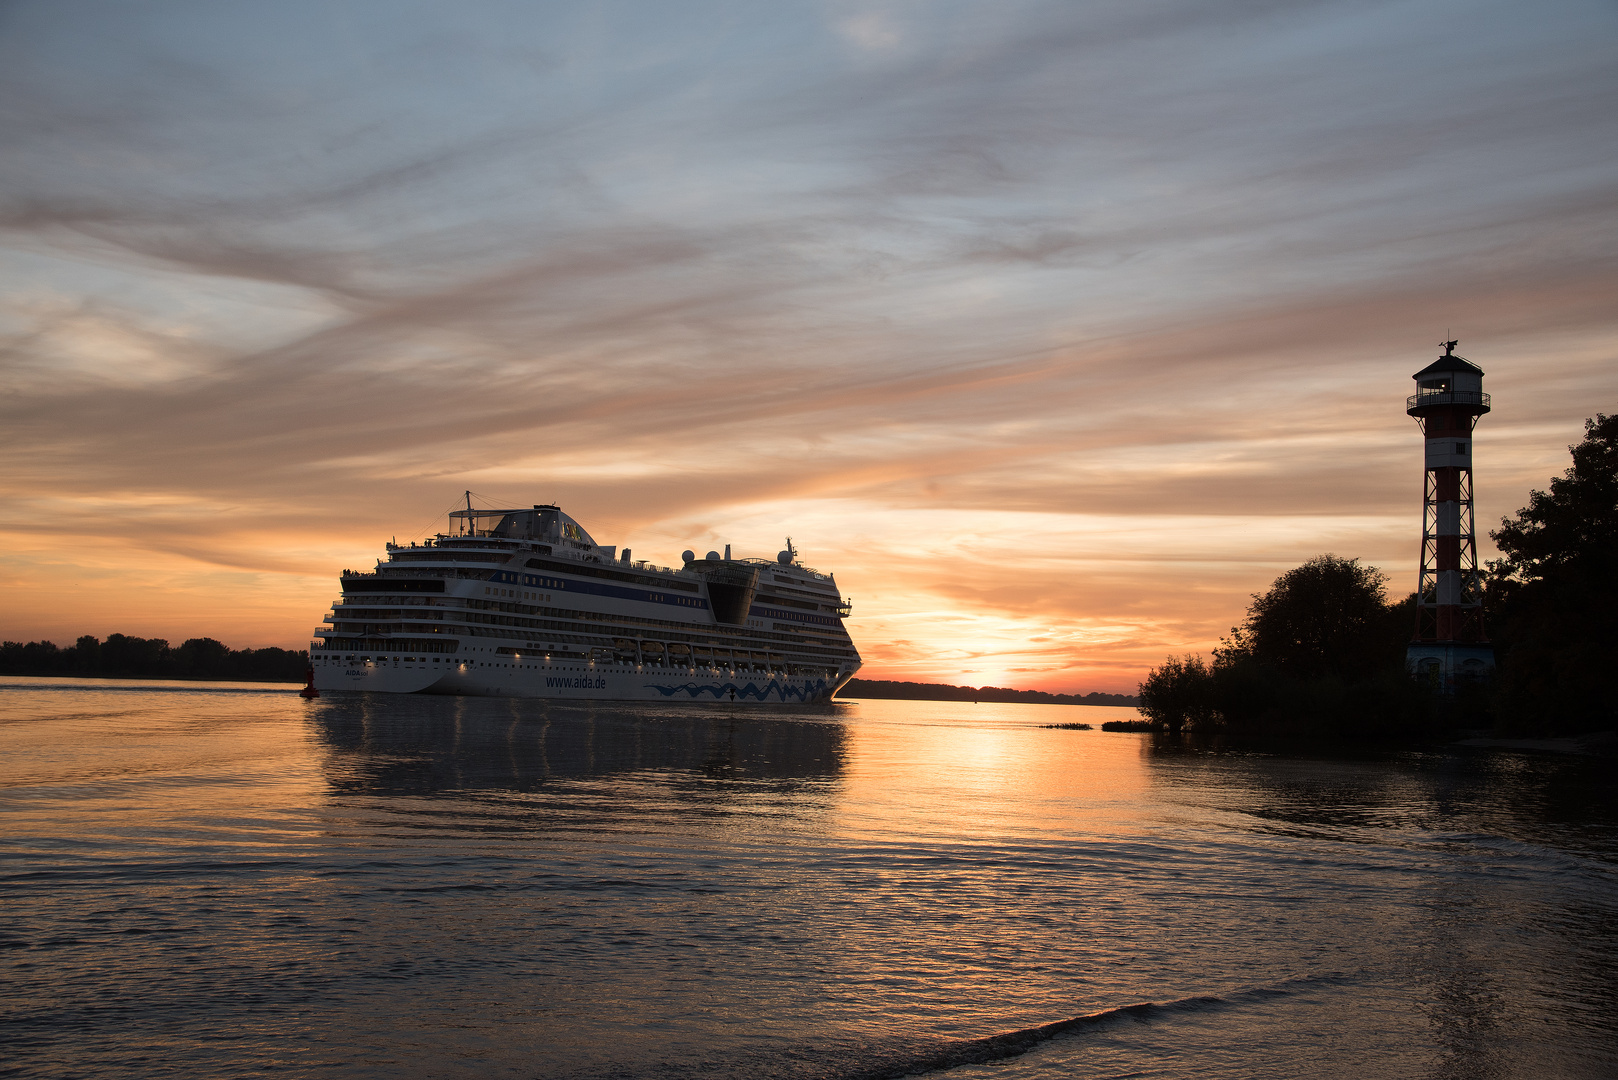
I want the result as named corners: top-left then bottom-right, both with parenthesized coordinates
top-left (834, 701), bottom-right (1153, 847)
top-left (5, 684), bottom-right (1615, 1077)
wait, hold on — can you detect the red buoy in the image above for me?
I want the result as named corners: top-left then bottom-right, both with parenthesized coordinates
top-left (299, 665), bottom-right (320, 699)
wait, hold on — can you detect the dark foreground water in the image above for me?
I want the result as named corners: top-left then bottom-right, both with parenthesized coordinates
top-left (1, 678), bottom-right (1614, 1079)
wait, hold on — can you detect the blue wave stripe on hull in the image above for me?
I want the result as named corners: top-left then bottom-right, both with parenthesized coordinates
top-left (647, 679), bottom-right (834, 702)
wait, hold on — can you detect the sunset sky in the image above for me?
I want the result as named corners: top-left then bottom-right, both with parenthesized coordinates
top-left (2, 0), bottom-right (1615, 693)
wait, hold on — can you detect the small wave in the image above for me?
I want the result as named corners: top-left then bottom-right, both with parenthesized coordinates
top-left (845, 995), bottom-right (1229, 1079)
top-left (839, 977), bottom-right (1355, 1079)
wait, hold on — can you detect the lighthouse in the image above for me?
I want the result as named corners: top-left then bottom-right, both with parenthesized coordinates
top-left (1405, 340), bottom-right (1495, 687)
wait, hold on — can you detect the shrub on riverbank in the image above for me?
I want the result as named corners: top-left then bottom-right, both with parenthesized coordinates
top-left (1101, 719), bottom-right (1158, 732)
top-left (1138, 556), bottom-right (1446, 741)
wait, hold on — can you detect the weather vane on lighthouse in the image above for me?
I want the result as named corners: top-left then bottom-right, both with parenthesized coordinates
top-left (1405, 339), bottom-right (1495, 688)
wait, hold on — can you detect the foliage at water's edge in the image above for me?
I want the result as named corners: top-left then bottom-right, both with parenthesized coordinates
top-left (1137, 414), bottom-right (1617, 740)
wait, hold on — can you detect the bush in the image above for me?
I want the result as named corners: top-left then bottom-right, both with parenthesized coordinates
top-left (1138, 655), bottom-right (1216, 733)
top-left (1136, 555), bottom-right (1440, 741)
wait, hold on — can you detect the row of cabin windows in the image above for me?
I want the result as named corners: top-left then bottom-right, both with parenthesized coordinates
top-left (326, 649), bottom-right (838, 678)
top-left (343, 588), bottom-right (850, 647)
top-left (488, 586), bottom-right (552, 602)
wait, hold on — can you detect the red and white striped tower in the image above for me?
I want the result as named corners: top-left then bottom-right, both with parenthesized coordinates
top-left (1405, 340), bottom-right (1495, 687)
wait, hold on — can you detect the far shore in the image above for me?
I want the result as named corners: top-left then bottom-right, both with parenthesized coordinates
top-left (836, 678), bottom-right (1137, 707)
top-left (1, 673), bottom-right (303, 685)
top-left (3, 670), bottom-right (1138, 705)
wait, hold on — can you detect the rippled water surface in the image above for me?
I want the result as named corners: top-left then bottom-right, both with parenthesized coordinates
top-left (2, 677), bottom-right (1615, 1078)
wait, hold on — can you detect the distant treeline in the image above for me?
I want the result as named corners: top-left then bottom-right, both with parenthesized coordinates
top-left (839, 678), bottom-right (1137, 707)
top-left (0, 635), bottom-right (308, 683)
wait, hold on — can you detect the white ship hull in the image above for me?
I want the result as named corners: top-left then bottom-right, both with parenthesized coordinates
top-left (314, 656), bottom-right (849, 702)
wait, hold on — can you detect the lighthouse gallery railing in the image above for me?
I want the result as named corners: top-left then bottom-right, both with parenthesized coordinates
top-left (1406, 390), bottom-right (1490, 411)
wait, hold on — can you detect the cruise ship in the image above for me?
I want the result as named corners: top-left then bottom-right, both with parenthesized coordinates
top-left (310, 503), bottom-right (861, 701)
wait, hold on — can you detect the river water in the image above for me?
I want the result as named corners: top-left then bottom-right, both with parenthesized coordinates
top-left (1, 676), bottom-right (1614, 1079)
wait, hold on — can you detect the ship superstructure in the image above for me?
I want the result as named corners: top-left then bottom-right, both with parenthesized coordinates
top-left (310, 504), bottom-right (860, 701)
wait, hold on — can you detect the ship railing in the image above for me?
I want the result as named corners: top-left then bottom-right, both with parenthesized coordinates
top-left (628, 560), bottom-right (679, 574)
top-left (737, 556), bottom-right (831, 579)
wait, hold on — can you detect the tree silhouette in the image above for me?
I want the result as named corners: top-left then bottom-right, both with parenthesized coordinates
top-left (1216, 555), bottom-right (1394, 681)
top-left (1487, 413), bottom-right (1618, 733)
